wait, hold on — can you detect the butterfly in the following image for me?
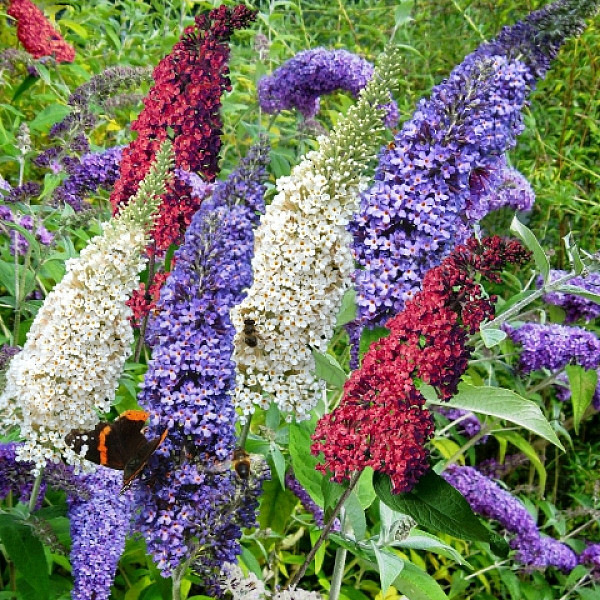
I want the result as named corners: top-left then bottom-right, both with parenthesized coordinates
top-left (65, 410), bottom-right (168, 492)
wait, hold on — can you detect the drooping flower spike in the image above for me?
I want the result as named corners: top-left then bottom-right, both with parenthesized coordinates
top-left (0, 142), bottom-right (173, 473)
top-left (258, 48), bottom-right (398, 127)
top-left (135, 141), bottom-right (270, 583)
top-left (7, 0), bottom-right (75, 63)
top-left (443, 465), bottom-right (577, 571)
top-left (312, 237), bottom-right (530, 493)
top-left (110, 5), bottom-right (257, 252)
top-left (348, 0), bottom-right (599, 344)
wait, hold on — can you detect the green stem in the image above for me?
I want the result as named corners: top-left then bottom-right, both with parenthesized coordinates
top-left (443, 429), bottom-right (489, 468)
top-left (172, 562), bottom-right (185, 600)
top-left (329, 510), bottom-right (349, 600)
top-left (287, 471), bottom-right (361, 589)
top-left (28, 470), bottom-right (44, 513)
top-left (237, 414), bottom-right (253, 449)
top-left (482, 271), bottom-right (576, 330)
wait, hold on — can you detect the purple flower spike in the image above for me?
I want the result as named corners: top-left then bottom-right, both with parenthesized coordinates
top-left (580, 544), bottom-right (600, 576)
top-left (0, 442), bottom-right (45, 508)
top-left (506, 322), bottom-right (600, 373)
top-left (135, 140), bottom-right (270, 584)
top-left (53, 146), bottom-right (124, 211)
top-left (541, 269), bottom-right (600, 323)
top-left (443, 465), bottom-right (577, 570)
top-left (258, 48), bottom-right (398, 127)
top-left (348, 0), bottom-right (599, 336)
top-left (68, 468), bottom-right (134, 600)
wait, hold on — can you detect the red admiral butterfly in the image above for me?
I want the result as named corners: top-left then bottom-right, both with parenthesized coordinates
top-left (65, 410), bottom-right (168, 491)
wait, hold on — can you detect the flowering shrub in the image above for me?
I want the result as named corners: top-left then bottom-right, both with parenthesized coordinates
top-left (0, 143), bottom-right (172, 472)
top-left (0, 0), bottom-right (599, 598)
top-left (7, 0), bottom-right (75, 63)
top-left (110, 5), bottom-right (256, 252)
top-left (231, 47), bottom-right (404, 421)
top-left (312, 237), bottom-right (530, 492)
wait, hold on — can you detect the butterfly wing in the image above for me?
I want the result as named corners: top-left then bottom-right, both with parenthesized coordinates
top-left (122, 428), bottom-right (168, 488)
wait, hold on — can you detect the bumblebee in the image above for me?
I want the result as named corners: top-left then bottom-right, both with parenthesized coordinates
top-left (243, 318), bottom-right (258, 347)
top-left (232, 447), bottom-right (251, 479)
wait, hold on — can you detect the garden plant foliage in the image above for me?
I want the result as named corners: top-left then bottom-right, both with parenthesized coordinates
top-left (0, 1), bottom-right (599, 599)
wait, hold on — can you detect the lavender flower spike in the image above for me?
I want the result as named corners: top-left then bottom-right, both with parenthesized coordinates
top-left (53, 146), bottom-right (124, 211)
top-left (135, 140), bottom-right (269, 585)
top-left (443, 465), bottom-right (576, 569)
top-left (68, 468), bottom-right (134, 600)
top-left (258, 48), bottom-right (398, 127)
top-left (506, 322), bottom-right (600, 373)
top-left (348, 0), bottom-right (599, 340)
top-left (541, 269), bottom-right (600, 323)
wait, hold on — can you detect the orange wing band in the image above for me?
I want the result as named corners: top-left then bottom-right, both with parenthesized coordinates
top-left (121, 409), bottom-right (149, 421)
top-left (98, 425), bottom-right (112, 465)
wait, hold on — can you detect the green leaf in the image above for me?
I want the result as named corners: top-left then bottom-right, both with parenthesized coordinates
top-left (240, 545), bottom-right (262, 577)
top-left (310, 529), bottom-right (327, 574)
top-left (355, 467), bottom-right (376, 510)
top-left (480, 327), bottom-right (507, 348)
top-left (345, 491), bottom-right (367, 540)
top-left (312, 350), bottom-right (347, 389)
top-left (563, 233), bottom-right (584, 274)
top-left (265, 402), bottom-right (280, 430)
top-left (0, 259), bottom-right (36, 298)
top-left (58, 19), bottom-right (88, 39)
top-left (289, 420), bottom-right (324, 505)
top-left (566, 365), bottom-right (597, 434)
top-left (494, 431), bottom-right (547, 491)
top-left (394, 560), bottom-right (449, 600)
top-left (0, 516), bottom-right (49, 599)
top-left (29, 104), bottom-right (72, 132)
top-left (258, 478), bottom-right (297, 533)
top-left (124, 575), bottom-right (153, 600)
top-left (359, 325), bottom-right (390, 357)
top-left (269, 151), bottom-right (291, 178)
top-left (12, 75), bottom-right (38, 102)
top-left (371, 543), bottom-right (404, 594)
top-left (336, 287), bottom-right (357, 327)
top-left (555, 285), bottom-right (600, 306)
top-left (424, 383), bottom-right (564, 451)
top-left (510, 215), bottom-right (549, 283)
top-left (395, 530), bottom-right (469, 565)
top-left (269, 442), bottom-right (287, 489)
top-left (373, 470), bottom-right (491, 543)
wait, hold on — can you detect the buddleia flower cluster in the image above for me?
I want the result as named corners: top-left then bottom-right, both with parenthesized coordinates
top-left (7, 0), bottom-right (75, 63)
top-left (135, 141), bottom-right (269, 582)
top-left (312, 237), bottom-right (530, 493)
top-left (68, 468), bottom-right (134, 600)
top-left (0, 143), bottom-right (173, 473)
top-left (51, 146), bottom-right (124, 211)
top-left (258, 48), bottom-right (398, 126)
top-left (541, 269), bottom-right (600, 323)
top-left (348, 0), bottom-right (599, 345)
top-left (231, 47), bottom-right (404, 421)
top-left (506, 322), bottom-right (600, 373)
top-left (110, 5), bottom-right (256, 252)
top-left (443, 465), bottom-right (578, 571)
